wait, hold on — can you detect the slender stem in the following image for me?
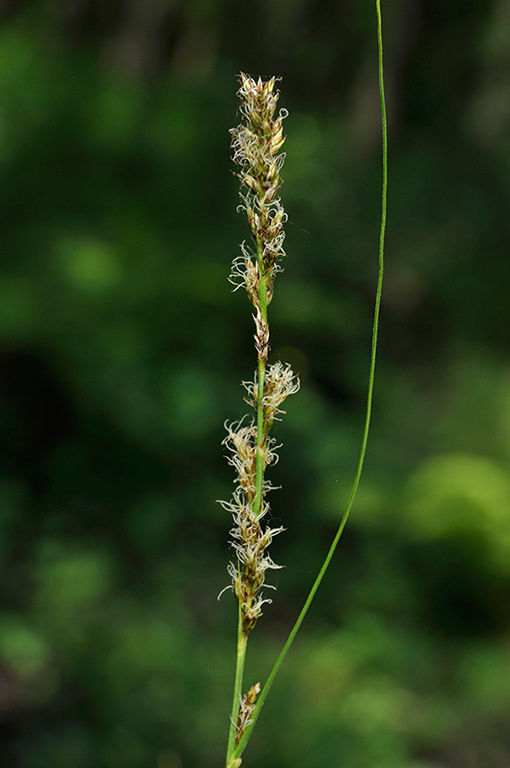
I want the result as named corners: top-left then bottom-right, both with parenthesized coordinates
top-left (226, 609), bottom-right (248, 761)
top-left (230, 1), bottom-right (388, 761)
top-left (376, 0), bottom-right (388, 242)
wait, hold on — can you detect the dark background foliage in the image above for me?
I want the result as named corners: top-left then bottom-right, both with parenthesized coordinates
top-left (1, 0), bottom-right (510, 766)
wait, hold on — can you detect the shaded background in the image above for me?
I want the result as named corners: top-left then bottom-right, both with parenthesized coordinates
top-left (1, 0), bottom-right (510, 766)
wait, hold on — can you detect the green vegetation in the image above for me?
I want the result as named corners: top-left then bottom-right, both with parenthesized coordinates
top-left (1, 1), bottom-right (510, 766)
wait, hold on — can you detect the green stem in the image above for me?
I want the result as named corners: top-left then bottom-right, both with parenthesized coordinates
top-left (226, 610), bottom-right (248, 762)
top-left (230, 1), bottom-right (388, 761)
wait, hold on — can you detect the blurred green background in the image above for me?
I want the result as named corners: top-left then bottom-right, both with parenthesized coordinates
top-left (1, 0), bottom-right (510, 766)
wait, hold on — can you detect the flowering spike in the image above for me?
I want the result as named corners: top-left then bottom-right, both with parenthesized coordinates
top-left (221, 74), bottom-right (299, 640)
top-left (229, 73), bottom-right (288, 314)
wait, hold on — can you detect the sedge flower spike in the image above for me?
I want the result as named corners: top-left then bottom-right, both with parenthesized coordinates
top-left (221, 73), bottom-right (299, 640)
top-left (222, 74), bottom-right (300, 763)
